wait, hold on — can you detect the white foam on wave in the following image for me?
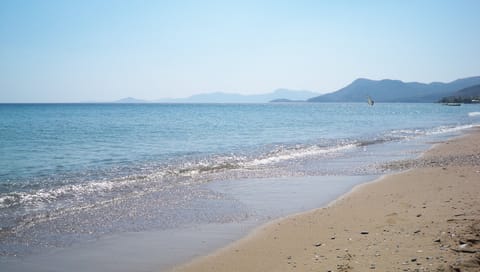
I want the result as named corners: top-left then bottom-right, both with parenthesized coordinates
top-left (0, 173), bottom-right (162, 209)
top-left (425, 124), bottom-right (477, 136)
top-left (4, 122), bottom-right (476, 210)
top-left (468, 112), bottom-right (480, 117)
top-left (387, 129), bottom-right (424, 139)
top-left (0, 154), bottom-right (255, 210)
top-left (0, 154), bottom-right (254, 210)
top-left (244, 143), bottom-right (358, 166)
top-left (387, 124), bottom-right (478, 139)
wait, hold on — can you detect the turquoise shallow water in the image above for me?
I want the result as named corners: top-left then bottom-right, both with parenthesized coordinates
top-left (1, 103), bottom-right (477, 187)
top-left (0, 102), bottom-right (479, 258)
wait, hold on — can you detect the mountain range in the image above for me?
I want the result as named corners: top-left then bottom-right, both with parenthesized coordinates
top-left (155, 89), bottom-right (320, 103)
top-left (307, 76), bottom-right (480, 103)
top-left (112, 89), bottom-right (320, 103)
top-left (452, 84), bottom-right (480, 98)
top-left (112, 97), bottom-right (150, 103)
top-left (112, 76), bottom-right (480, 104)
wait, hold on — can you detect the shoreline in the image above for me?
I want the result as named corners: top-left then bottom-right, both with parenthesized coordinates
top-left (0, 177), bottom-right (378, 272)
top-left (172, 128), bottom-right (480, 271)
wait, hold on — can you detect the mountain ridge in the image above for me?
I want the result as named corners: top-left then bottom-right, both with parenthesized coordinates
top-left (456, 84), bottom-right (480, 97)
top-left (307, 76), bottom-right (480, 103)
top-left (110, 76), bottom-right (480, 104)
top-left (154, 89), bottom-right (320, 103)
top-left (438, 84), bottom-right (480, 103)
top-left (112, 97), bottom-right (150, 103)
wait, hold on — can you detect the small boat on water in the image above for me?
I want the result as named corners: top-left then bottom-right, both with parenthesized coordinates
top-left (367, 96), bottom-right (374, 106)
top-left (444, 103), bottom-right (461, 106)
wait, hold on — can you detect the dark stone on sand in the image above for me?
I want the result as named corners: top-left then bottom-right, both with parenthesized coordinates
top-left (451, 248), bottom-right (478, 254)
top-left (467, 238), bottom-right (480, 244)
top-left (360, 231), bottom-right (369, 235)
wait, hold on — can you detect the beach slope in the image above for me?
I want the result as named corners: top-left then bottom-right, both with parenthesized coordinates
top-left (173, 129), bottom-right (480, 271)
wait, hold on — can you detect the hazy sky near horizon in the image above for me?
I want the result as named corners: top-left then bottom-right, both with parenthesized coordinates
top-left (1, 0), bottom-right (479, 102)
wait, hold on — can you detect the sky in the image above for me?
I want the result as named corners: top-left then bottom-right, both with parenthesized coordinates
top-left (1, 0), bottom-right (479, 102)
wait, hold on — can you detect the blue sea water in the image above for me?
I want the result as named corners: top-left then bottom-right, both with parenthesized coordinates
top-left (0, 102), bottom-right (479, 259)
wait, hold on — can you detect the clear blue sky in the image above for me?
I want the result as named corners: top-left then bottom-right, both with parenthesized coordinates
top-left (1, 0), bottom-right (479, 102)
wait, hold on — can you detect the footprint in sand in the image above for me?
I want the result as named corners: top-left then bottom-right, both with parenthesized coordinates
top-left (386, 212), bottom-right (399, 225)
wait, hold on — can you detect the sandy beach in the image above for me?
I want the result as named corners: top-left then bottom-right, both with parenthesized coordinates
top-left (173, 129), bottom-right (480, 272)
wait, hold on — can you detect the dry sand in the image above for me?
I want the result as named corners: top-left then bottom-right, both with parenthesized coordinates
top-left (173, 129), bottom-right (480, 272)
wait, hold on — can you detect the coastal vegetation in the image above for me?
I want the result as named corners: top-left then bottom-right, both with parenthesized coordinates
top-left (438, 84), bottom-right (480, 104)
top-left (438, 96), bottom-right (480, 104)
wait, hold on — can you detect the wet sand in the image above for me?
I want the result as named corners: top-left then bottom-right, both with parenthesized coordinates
top-left (173, 128), bottom-right (480, 271)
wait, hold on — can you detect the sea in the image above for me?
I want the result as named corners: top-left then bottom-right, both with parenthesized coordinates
top-left (1, 103), bottom-right (479, 271)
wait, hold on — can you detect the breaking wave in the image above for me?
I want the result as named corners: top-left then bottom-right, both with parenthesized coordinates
top-left (387, 124), bottom-right (477, 139)
top-left (244, 143), bottom-right (358, 166)
top-left (468, 112), bottom-right (480, 117)
top-left (1, 122), bottom-right (477, 221)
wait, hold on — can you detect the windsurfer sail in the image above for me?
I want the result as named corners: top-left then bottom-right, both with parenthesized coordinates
top-left (367, 96), bottom-right (374, 106)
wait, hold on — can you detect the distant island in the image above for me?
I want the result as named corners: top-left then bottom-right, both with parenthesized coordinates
top-left (111, 76), bottom-right (480, 104)
top-left (155, 89), bottom-right (320, 103)
top-left (112, 97), bottom-right (150, 103)
top-left (112, 89), bottom-right (320, 104)
top-left (269, 99), bottom-right (305, 103)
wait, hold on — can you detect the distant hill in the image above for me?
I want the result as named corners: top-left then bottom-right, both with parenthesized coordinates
top-left (438, 84), bottom-right (480, 103)
top-left (307, 76), bottom-right (480, 103)
top-left (112, 97), bottom-right (149, 103)
top-left (455, 84), bottom-right (480, 97)
top-left (157, 89), bottom-right (320, 103)
top-left (269, 98), bottom-right (305, 103)
top-left (109, 76), bottom-right (480, 104)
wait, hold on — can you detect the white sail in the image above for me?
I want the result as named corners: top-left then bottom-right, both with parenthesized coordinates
top-left (367, 96), bottom-right (374, 106)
